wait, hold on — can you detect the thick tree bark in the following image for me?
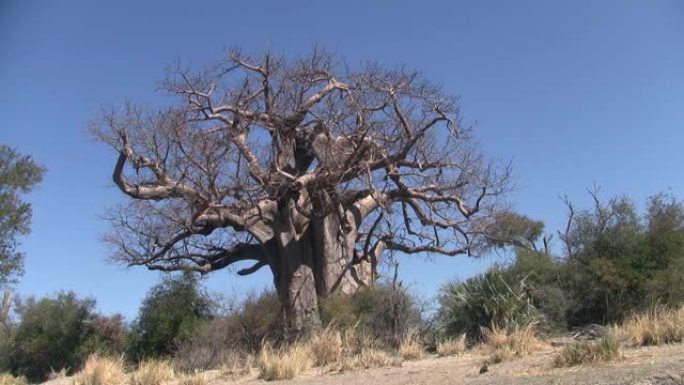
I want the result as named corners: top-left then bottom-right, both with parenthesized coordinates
top-left (267, 202), bottom-right (373, 338)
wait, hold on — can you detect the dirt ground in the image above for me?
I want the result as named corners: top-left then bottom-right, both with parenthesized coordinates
top-left (44, 342), bottom-right (684, 385)
top-left (219, 343), bottom-right (684, 385)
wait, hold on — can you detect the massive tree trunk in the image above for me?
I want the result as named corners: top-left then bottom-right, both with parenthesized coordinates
top-left (267, 197), bottom-right (373, 337)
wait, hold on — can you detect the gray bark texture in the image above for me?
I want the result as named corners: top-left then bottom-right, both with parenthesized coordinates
top-left (94, 49), bottom-right (510, 337)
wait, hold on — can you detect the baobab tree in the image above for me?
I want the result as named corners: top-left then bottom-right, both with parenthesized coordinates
top-left (94, 49), bottom-right (510, 336)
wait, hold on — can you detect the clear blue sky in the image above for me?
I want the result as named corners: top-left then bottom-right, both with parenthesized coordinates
top-left (1, 0), bottom-right (683, 320)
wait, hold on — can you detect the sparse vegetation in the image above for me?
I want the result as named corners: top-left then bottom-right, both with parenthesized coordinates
top-left (554, 326), bottom-right (621, 367)
top-left (72, 355), bottom-right (126, 385)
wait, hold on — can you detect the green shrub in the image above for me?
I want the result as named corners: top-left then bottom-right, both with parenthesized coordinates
top-left (438, 268), bottom-right (542, 341)
top-left (79, 314), bottom-right (127, 357)
top-left (320, 284), bottom-right (423, 348)
top-left (10, 292), bottom-right (96, 382)
top-left (127, 272), bottom-right (212, 361)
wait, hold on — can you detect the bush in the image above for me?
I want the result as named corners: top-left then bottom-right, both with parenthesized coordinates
top-left (320, 284), bottom-right (423, 348)
top-left (438, 268), bottom-right (542, 341)
top-left (554, 326), bottom-right (621, 367)
top-left (80, 314), bottom-right (127, 357)
top-left (0, 329), bottom-right (13, 374)
top-left (128, 272), bottom-right (211, 361)
top-left (10, 292), bottom-right (98, 381)
top-left (173, 290), bottom-right (282, 372)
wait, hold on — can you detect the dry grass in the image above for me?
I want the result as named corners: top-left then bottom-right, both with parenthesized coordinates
top-left (129, 359), bottom-right (175, 385)
top-left (621, 306), bottom-right (684, 346)
top-left (436, 334), bottom-right (467, 356)
top-left (554, 326), bottom-right (621, 367)
top-left (73, 355), bottom-right (126, 385)
top-left (257, 343), bottom-right (312, 381)
top-left (47, 367), bottom-right (67, 380)
top-left (398, 332), bottom-right (424, 360)
top-left (336, 348), bottom-right (403, 372)
top-left (218, 354), bottom-right (253, 379)
top-left (483, 324), bottom-right (541, 364)
top-left (308, 329), bottom-right (343, 367)
top-left (179, 371), bottom-right (208, 385)
top-left (0, 373), bottom-right (27, 385)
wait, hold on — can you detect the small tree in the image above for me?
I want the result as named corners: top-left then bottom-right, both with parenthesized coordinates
top-left (128, 272), bottom-right (211, 360)
top-left (0, 145), bottom-right (45, 323)
top-left (94, 49), bottom-right (510, 336)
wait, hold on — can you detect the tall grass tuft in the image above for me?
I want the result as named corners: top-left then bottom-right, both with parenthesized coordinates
top-left (72, 355), bottom-right (126, 385)
top-left (483, 324), bottom-right (540, 363)
top-left (129, 359), bottom-right (175, 385)
top-left (257, 343), bottom-right (312, 381)
top-left (180, 371), bottom-right (208, 385)
top-left (436, 334), bottom-right (467, 356)
top-left (621, 306), bottom-right (684, 346)
top-left (308, 328), bottom-right (343, 367)
top-left (554, 326), bottom-right (621, 367)
top-left (398, 331), bottom-right (424, 360)
top-left (0, 373), bottom-right (27, 385)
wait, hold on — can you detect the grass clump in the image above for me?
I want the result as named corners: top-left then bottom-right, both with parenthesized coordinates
top-left (398, 332), bottom-right (424, 360)
top-left (308, 328), bottom-right (343, 367)
top-left (257, 343), bottom-right (312, 381)
top-left (218, 354), bottom-right (253, 379)
top-left (0, 373), bottom-right (27, 385)
top-left (484, 324), bottom-right (541, 364)
top-left (180, 371), bottom-right (208, 385)
top-left (554, 326), bottom-right (621, 367)
top-left (336, 348), bottom-right (403, 372)
top-left (73, 355), bottom-right (126, 385)
top-left (621, 306), bottom-right (684, 346)
top-left (436, 334), bottom-right (467, 356)
top-left (129, 360), bottom-right (175, 385)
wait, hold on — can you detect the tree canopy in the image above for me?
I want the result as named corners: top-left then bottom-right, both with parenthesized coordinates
top-left (0, 145), bottom-right (45, 288)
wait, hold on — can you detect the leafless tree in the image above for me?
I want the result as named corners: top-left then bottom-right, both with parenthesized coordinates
top-left (93, 48), bottom-right (511, 336)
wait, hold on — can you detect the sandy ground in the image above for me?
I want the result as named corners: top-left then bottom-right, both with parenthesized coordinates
top-left (45, 342), bottom-right (684, 385)
top-left (222, 343), bottom-right (684, 385)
